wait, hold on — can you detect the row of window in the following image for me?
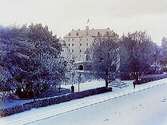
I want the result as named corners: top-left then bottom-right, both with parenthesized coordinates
top-left (68, 38), bottom-right (89, 42)
top-left (68, 32), bottom-right (79, 36)
top-left (69, 32), bottom-right (110, 37)
top-left (71, 49), bottom-right (82, 53)
top-left (68, 43), bottom-right (88, 47)
top-left (68, 31), bottom-right (110, 37)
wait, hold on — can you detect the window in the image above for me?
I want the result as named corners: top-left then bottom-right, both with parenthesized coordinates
top-left (86, 55), bottom-right (90, 61)
top-left (80, 49), bottom-right (82, 52)
top-left (68, 44), bottom-right (70, 46)
top-left (97, 32), bottom-right (100, 36)
top-left (78, 65), bottom-right (83, 70)
top-left (99, 57), bottom-right (104, 62)
top-left (80, 43), bottom-right (82, 46)
top-left (106, 31), bottom-right (109, 36)
top-left (68, 33), bottom-right (71, 36)
top-left (72, 43), bottom-right (74, 46)
top-left (72, 49), bottom-right (74, 52)
top-left (76, 32), bottom-right (79, 36)
top-left (87, 43), bottom-right (88, 46)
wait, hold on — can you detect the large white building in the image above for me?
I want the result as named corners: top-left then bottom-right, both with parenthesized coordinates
top-left (62, 26), bottom-right (117, 66)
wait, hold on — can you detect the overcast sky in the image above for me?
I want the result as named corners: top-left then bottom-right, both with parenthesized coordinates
top-left (0, 0), bottom-right (167, 44)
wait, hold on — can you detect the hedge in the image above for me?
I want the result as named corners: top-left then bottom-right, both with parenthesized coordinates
top-left (135, 74), bottom-right (167, 84)
top-left (0, 87), bottom-right (112, 117)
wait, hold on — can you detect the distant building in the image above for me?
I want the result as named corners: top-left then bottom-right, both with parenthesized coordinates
top-left (62, 26), bottom-right (117, 69)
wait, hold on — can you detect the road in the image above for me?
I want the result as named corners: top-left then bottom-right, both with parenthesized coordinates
top-left (26, 82), bottom-right (167, 125)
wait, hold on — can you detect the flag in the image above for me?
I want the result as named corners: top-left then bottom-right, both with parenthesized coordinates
top-left (87, 19), bottom-right (90, 24)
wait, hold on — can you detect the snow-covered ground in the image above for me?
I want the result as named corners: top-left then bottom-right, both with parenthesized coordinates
top-left (0, 79), bottom-right (106, 109)
top-left (0, 78), bottom-right (167, 125)
top-left (0, 79), bottom-right (130, 109)
top-left (61, 79), bottom-right (106, 92)
top-left (61, 79), bottom-right (132, 92)
top-left (0, 99), bottom-right (32, 110)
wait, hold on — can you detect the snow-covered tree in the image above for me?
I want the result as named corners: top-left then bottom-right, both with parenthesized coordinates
top-left (0, 24), bottom-right (66, 98)
top-left (119, 31), bottom-right (158, 80)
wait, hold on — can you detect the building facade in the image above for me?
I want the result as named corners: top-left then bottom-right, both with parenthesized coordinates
top-left (62, 26), bottom-right (117, 65)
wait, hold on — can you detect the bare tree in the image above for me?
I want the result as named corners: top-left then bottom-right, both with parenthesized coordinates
top-left (120, 31), bottom-right (157, 81)
top-left (91, 34), bottom-right (119, 88)
top-left (161, 37), bottom-right (167, 61)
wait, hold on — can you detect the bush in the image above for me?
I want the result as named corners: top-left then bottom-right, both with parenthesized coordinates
top-left (135, 74), bottom-right (167, 84)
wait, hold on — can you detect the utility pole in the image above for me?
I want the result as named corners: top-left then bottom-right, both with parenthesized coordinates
top-left (78, 73), bottom-right (81, 92)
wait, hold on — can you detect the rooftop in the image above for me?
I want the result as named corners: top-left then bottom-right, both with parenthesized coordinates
top-left (64, 26), bottom-right (115, 38)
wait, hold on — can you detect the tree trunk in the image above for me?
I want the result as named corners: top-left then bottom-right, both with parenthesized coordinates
top-left (105, 79), bottom-right (108, 88)
top-left (105, 70), bottom-right (109, 88)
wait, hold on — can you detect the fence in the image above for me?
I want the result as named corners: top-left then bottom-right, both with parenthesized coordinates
top-left (0, 87), bottom-right (112, 117)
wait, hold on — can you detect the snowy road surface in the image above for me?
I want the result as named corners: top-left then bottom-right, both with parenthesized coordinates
top-left (0, 79), bottom-right (167, 125)
top-left (26, 82), bottom-right (167, 125)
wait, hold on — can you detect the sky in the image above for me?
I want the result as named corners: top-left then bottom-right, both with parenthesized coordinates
top-left (0, 0), bottom-right (167, 45)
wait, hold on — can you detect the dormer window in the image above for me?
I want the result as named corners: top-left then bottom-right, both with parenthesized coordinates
top-left (97, 32), bottom-right (100, 36)
top-left (106, 31), bottom-right (109, 36)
